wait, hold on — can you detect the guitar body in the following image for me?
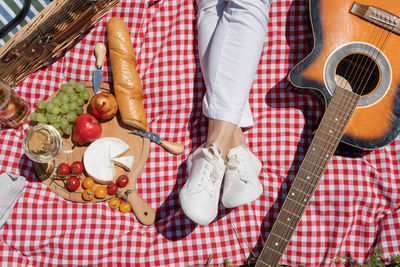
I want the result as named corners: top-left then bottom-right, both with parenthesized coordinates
top-left (289, 0), bottom-right (400, 149)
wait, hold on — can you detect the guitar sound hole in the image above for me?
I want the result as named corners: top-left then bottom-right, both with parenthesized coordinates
top-left (335, 53), bottom-right (379, 96)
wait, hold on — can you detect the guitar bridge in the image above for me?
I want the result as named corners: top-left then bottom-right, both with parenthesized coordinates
top-left (350, 2), bottom-right (400, 35)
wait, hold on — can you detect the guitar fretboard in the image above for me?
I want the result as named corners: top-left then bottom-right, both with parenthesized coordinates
top-left (256, 86), bottom-right (360, 267)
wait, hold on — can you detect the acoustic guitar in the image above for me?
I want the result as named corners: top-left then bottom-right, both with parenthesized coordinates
top-left (256, 1), bottom-right (400, 266)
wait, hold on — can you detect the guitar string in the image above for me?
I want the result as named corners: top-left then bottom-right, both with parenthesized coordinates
top-left (354, 23), bottom-right (395, 97)
top-left (260, 6), bottom-right (396, 267)
top-left (261, 9), bottom-right (396, 266)
top-left (348, 7), bottom-right (393, 97)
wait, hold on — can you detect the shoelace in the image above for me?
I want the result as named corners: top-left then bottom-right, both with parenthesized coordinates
top-left (227, 155), bottom-right (248, 183)
top-left (199, 146), bottom-right (224, 196)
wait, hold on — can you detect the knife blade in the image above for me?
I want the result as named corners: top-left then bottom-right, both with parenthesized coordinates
top-left (130, 128), bottom-right (184, 155)
top-left (92, 42), bottom-right (106, 94)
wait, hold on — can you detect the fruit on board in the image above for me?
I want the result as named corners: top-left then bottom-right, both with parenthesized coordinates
top-left (65, 176), bottom-right (80, 191)
top-left (57, 163), bottom-right (71, 175)
top-left (71, 161), bottom-right (84, 174)
top-left (108, 197), bottom-right (120, 209)
top-left (82, 190), bottom-right (95, 201)
top-left (32, 79), bottom-right (90, 137)
top-left (95, 186), bottom-right (108, 199)
top-left (106, 182), bottom-right (118, 195)
top-left (89, 92), bottom-right (118, 120)
top-left (82, 177), bottom-right (95, 190)
top-left (116, 175), bottom-right (129, 188)
top-left (119, 201), bottom-right (131, 213)
top-left (72, 113), bottom-right (102, 145)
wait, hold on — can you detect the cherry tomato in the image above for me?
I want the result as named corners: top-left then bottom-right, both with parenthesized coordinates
top-left (108, 197), bottom-right (120, 209)
top-left (119, 201), bottom-right (131, 213)
top-left (57, 163), bottom-right (71, 175)
top-left (94, 186), bottom-right (107, 199)
top-left (65, 176), bottom-right (80, 191)
top-left (116, 175), bottom-right (129, 188)
top-left (82, 177), bottom-right (95, 190)
top-left (82, 190), bottom-right (95, 201)
top-left (71, 161), bottom-right (84, 174)
top-left (106, 182), bottom-right (118, 195)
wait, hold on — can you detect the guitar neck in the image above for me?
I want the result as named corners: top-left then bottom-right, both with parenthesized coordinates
top-left (256, 86), bottom-right (360, 267)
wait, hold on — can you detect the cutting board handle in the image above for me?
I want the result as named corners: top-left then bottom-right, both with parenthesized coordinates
top-left (127, 190), bottom-right (155, 225)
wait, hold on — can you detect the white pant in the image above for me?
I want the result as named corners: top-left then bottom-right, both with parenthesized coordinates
top-left (197, 0), bottom-right (272, 127)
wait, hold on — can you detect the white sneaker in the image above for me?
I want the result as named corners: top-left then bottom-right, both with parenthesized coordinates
top-left (222, 145), bottom-right (263, 208)
top-left (179, 143), bottom-right (226, 225)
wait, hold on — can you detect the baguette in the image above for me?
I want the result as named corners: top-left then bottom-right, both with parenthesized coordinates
top-left (107, 17), bottom-right (148, 130)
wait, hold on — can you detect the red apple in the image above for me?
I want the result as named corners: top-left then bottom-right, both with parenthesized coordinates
top-left (89, 92), bottom-right (118, 120)
top-left (72, 114), bottom-right (102, 145)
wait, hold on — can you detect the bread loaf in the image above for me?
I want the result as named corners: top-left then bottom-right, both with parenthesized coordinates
top-left (107, 17), bottom-right (148, 130)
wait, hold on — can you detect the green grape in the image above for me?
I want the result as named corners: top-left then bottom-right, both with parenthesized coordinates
top-left (37, 99), bottom-right (46, 110)
top-left (50, 106), bottom-right (60, 115)
top-left (30, 112), bottom-right (38, 122)
top-left (64, 125), bottom-right (73, 135)
top-left (58, 128), bottom-right (64, 137)
top-left (68, 79), bottom-right (77, 88)
top-left (65, 85), bottom-right (75, 95)
top-left (76, 81), bottom-right (86, 92)
top-left (45, 102), bottom-right (55, 113)
top-left (61, 95), bottom-right (70, 104)
top-left (55, 92), bottom-right (64, 102)
top-left (60, 104), bottom-right (69, 114)
top-left (77, 98), bottom-right (85, 106)
top-left (69, 93), bottom-right (79, 102)
top-left (36, 113), bottom-right (47, 124)
top-left (66, 112), bottom-right (77, 122)
top-left (52, 98), bottom-right (62, 107)
top-left (51, 122), bottom-right (60, 130)
top-left (76, 106), bottom-right (83, 115)
top-left (60, 118), bottom-right (69, 130)
top-left (60, 84), bottom-right (68, 91)
top-left (48, 114), bottom-right (60, 124)
top-left (69, 102), bottom-right (78, 111)
top-left (80, 91), bottom-right (90, 101)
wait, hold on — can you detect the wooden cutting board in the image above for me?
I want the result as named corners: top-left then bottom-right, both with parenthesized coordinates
top-left (32, 82), bottom-right (155, 225)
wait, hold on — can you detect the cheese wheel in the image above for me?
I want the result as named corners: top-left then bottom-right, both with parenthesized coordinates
top-left (107, 17), bottom-right (148, 130)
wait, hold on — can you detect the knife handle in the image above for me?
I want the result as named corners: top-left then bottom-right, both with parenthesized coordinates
top-left (94, 42), bottom-right (106, 68)
top-left (160, 139), bottom-right (185, 155)
top-left (126, 190), bottom-right (156, 226)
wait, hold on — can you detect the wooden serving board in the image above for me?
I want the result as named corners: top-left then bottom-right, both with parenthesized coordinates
top-left (33, 82), bottom-right (155, 225)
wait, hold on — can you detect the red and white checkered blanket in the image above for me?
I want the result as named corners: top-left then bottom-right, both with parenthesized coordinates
top-left (1, 0), bottom-right (400, 266)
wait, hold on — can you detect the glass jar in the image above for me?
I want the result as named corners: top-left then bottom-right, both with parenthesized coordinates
top-left (0, 80), bottom-right (30, 128)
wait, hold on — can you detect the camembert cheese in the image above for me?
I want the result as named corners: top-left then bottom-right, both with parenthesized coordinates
top-left (83, 137), bottom-right (134, 184)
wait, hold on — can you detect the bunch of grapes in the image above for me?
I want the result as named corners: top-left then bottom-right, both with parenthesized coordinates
top-left (31, 79), bottom-right (91, 136)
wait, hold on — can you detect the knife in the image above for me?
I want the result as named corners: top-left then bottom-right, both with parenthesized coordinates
top-left (92, 42), bottom-right (106, 94)
top-left (130, 129), bottom-right (184, 155)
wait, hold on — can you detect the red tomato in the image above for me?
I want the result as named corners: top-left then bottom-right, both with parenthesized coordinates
top-left (57, 163), bottom-right (71, 175)
top-left (116, 175), bottom-right (129, 188)
top-left (65, 176), bottom-right (80, 191)
top-left (71, 161), bottom-right (84, 174)
top-left (106, 182), bottom-right (118, 195)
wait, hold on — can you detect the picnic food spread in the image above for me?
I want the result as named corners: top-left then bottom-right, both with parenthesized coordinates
top-left (26, 17), bottom-right (163, 226)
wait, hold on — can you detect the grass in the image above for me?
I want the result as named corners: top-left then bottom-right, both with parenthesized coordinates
top-left (204, 228), bottom-right (400, 267)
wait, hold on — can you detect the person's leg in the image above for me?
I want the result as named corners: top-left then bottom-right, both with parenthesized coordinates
top-left (201, 0), bottom-right (271, 157)
top-left (201, 0), bottom-right (271, 127)
top-left (180, 0), bottom-right (272, 225)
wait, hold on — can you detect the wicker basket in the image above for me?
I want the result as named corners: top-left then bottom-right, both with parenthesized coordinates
top-left (0, 0), bottom-right (120, 86)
